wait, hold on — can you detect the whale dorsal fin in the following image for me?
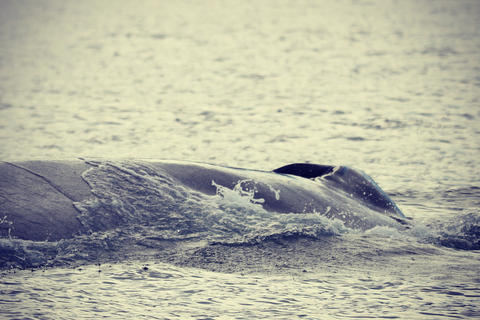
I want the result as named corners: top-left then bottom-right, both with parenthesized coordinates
top-left (273, 163), bottom-right (334, 179)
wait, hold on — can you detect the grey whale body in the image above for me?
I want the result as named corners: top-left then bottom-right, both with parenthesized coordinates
top-left (0, 159), bottom-right (408, 241)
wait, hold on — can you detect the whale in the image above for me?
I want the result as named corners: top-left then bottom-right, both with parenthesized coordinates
top-left (0, 158), bottom-right (408, 242)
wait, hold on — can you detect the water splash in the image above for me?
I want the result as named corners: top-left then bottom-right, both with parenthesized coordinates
top-left (433, 210), bottom-right (480, 250)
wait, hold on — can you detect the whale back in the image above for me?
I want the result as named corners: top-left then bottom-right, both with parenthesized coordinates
top-left (0, 159), bottom-right (408, 242)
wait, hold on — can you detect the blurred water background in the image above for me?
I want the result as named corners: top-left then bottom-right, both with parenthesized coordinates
top-left (0, 0), bottom-right (479, 319)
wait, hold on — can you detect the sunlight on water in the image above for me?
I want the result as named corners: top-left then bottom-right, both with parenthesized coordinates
top-left (2, 261), bottom-right (479, 319)
top-left (0, 0), bottom-right (479, 318)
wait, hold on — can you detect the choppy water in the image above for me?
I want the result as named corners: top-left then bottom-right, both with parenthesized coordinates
top-left (2, 260), bottom-right (480, 319)
top-left (0, 0), bottom-right (479, 319)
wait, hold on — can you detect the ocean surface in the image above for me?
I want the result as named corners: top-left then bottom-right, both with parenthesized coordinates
top-left (0, 0), bottom-right (479, 319)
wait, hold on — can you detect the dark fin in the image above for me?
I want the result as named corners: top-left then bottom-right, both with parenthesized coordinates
top-left (273, 163), bottom-right (334, 179)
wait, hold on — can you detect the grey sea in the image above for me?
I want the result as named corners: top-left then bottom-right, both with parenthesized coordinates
top-left (0, 0), bottom-right (479, 319)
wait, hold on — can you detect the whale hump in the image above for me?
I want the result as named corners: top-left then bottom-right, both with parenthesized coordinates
top-left (0, 159), bottom-right (408, 242)
top-left (273, 163), bottom-right (334, 179)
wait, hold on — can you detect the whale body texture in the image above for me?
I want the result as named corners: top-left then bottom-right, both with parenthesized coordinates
top-left (0, 159), bottom-right (407, 242)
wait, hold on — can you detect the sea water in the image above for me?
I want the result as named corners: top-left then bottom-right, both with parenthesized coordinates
top-left (0, 0), bottom-right (479, 319)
